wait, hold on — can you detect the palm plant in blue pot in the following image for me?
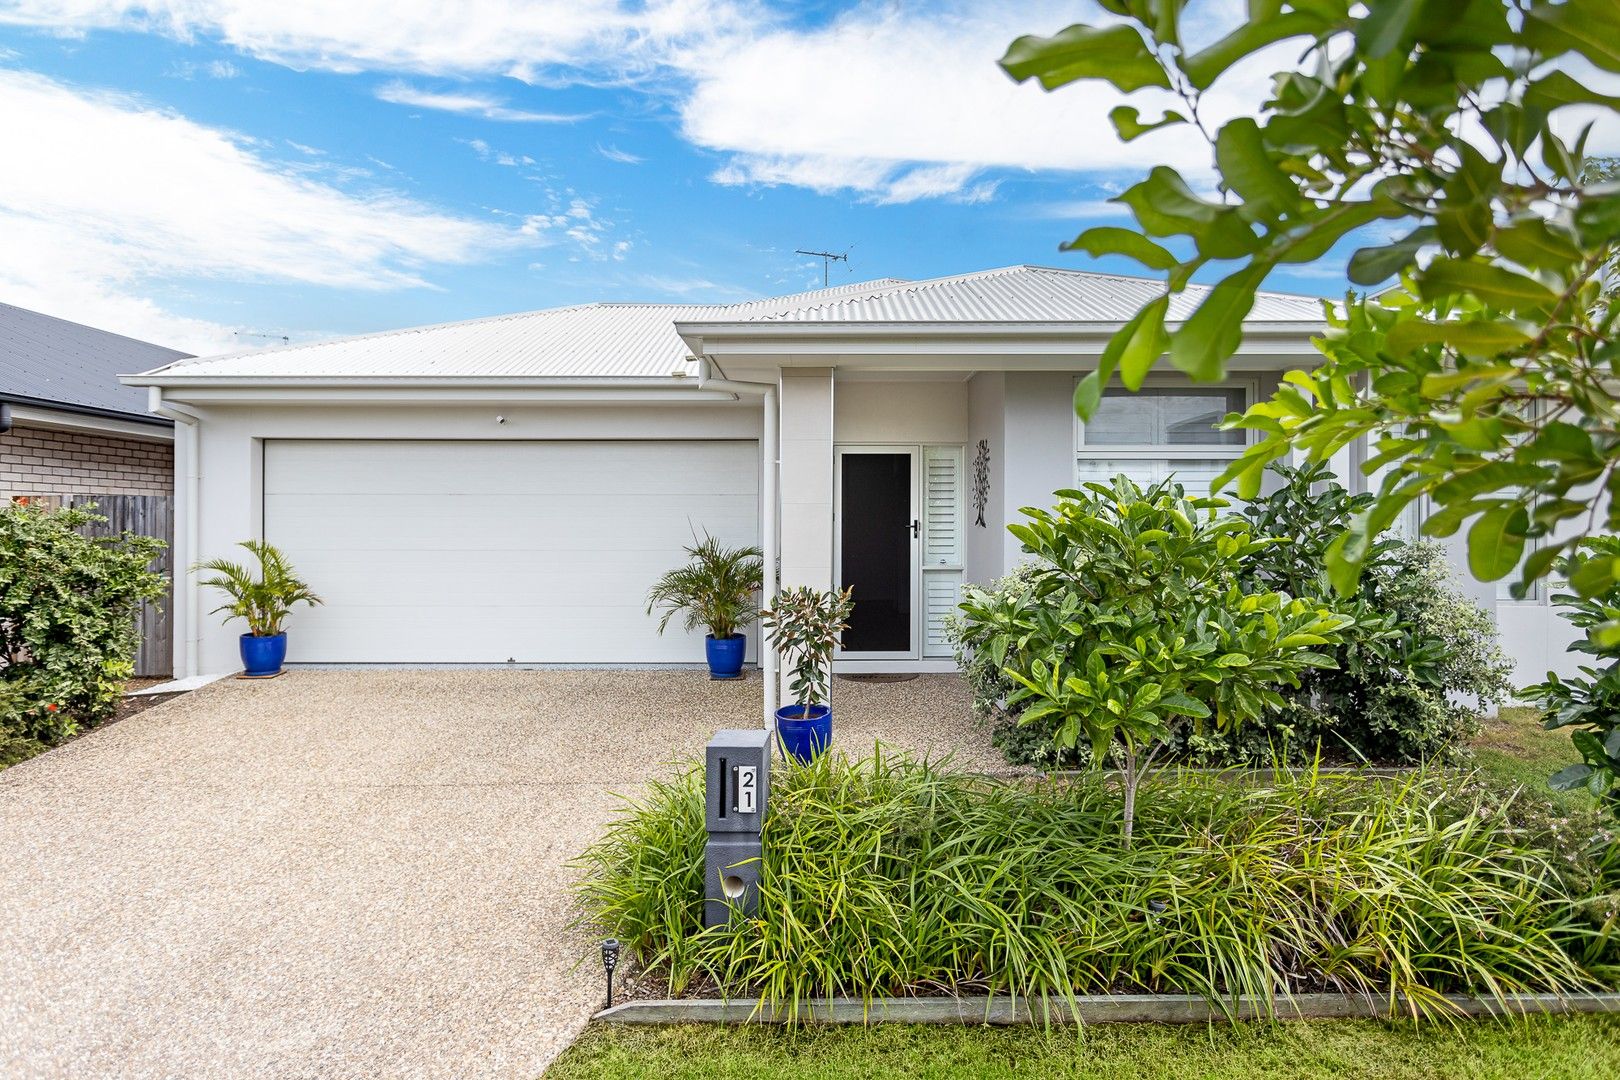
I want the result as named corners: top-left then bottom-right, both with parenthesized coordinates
top-left (762, 585), bottom-right (854, 763)
top-left (645, 535), bottom-right (763, 679)
top-left (195, 540), bottom-right (321, 677)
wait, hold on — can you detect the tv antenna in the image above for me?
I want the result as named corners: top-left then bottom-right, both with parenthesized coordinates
top-left (234, 330), bottom-right (290, 346)
top-left (796, 248), bottom-right (849, 287)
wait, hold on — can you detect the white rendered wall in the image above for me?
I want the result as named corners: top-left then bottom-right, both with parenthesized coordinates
top-left (965, 372), bottom-right (1006, 588)
top-left (778, 369), bottom-right (835, 593)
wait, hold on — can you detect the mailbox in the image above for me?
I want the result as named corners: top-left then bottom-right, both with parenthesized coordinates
top-left (703, 728), bottom-right (771, 926)
top-left (705, 728), bottom-right (771, 833)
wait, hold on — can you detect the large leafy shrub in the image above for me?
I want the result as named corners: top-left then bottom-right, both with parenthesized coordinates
top-left (976, 476), bottom-right (1349, 840)
top-left (1524, 537), bottom-right (1620, 818)
top-left (0, 502), bottom-right (166, 751)
top-left (578, 752), bottom-right (1610, 1013)
top-left (1241, 462), bottom-right (1513, 764)
top-left (951, 465), bottom-right (1512, 770)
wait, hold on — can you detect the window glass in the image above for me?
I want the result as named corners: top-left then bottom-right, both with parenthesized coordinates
top-left (1083, 387), bottom-right (1246, 447)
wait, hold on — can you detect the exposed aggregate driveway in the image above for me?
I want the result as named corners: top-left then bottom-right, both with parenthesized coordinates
top-left (0, 669), bottom-right (993, 1079)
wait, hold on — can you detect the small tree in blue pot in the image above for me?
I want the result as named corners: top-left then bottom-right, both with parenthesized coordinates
top-left (646, 535), bottom-right (763, 679)
top-left (762, 585), bottom-right (854, 763)
top-left (195, 540), bottom-right (321, 677)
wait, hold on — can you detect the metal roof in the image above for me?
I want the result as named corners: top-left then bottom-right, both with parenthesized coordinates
top-left (131, 266), bottom-right (1328, 384)
top-left (739, 265), bottom-right (1328, 324)
top-left (1, 301), bottom-right (190, 420)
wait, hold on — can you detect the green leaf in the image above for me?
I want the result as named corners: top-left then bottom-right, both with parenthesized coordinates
top-left (1064, 226), bottom-right (1178, 270)
top-left (1106, 294), bottom-right (1172, 391)
top-left (1569, 554), bottom-right (1620, 599)
top-left (1416, 258), bottom-right (1559, 314)
top-left (1074, 371), bottom-right (1105, 420)
top-left (1524, 0), bottom-right (1620, 74)
top-left (1169, 262), bottom-right (1270, 380)
top-left (1348, 226), bottom-right (1434, 285)
top-left (1181, 12), bottom-right (1327, 89)
top-left (1118, 167), bottom-right (1223, 237)
top-left (1467, 504), bottom-right (1527, 581)
top-left (1215, 117), bottom-right (1297, 218)
top-left (1389, 320), bottom-right (1531, 357)
top-left (1549, 763), bottom-right (1595, 792)
top-left (1000, 24), bottom-right (1172, 91)
top-left (1109, 105), bottom-right (1186, 142)
top-left (1524, 69), bottom-right (1620, 111)
top-left (1356, 0), bottom-right (1423, 59)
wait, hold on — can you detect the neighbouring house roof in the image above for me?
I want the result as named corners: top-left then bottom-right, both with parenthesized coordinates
top-left (1, 301), bottom-right (190, 423)
top-left (129, 266), bottom-right (1329, 384)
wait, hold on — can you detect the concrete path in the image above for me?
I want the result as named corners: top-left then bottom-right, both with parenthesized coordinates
top-left (0, 670), bottom-right (991, 1080)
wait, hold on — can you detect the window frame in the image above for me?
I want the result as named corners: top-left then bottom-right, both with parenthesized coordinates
top-left (1073, 377), bottom-right (1260, 485)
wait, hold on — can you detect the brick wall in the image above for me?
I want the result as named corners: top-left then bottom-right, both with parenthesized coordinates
top-left (1, 424), bottom-right (174, 498)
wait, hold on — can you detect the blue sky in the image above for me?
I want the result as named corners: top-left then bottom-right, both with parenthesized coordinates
top-left (0, 2), bottom-right (1372, 355)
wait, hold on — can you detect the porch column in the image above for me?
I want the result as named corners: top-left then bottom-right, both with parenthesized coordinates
top-left (778, 368), bottom-right (835, 592)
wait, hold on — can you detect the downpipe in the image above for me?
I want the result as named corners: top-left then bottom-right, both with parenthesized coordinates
top-left (695, 358), bottom-right (779, 727)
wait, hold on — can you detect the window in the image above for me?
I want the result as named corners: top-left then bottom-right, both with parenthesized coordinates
top-left (1075, 385), bottom-right (1250, 498)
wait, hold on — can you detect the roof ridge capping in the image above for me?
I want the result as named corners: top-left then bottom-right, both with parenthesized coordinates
top-left (713, 264), bottom-right (1332, 325)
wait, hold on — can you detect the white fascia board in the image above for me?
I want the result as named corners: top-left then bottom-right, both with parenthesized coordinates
top-left (6, 403), bottom-right (175, 441)
top-left (677, 320), bottom-right (1325, 368)
top-left (123, 378), bottom-right (747, 408)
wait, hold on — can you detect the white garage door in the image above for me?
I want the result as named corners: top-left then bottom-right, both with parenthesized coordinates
top-left (263, 440), bottom-right (759, 664)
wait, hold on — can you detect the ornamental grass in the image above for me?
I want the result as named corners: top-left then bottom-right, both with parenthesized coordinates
top-left (576, 749), bottom-right (1615, 1020)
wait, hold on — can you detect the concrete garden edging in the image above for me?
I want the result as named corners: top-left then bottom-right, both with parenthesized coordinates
top-left (596, 992), bottom-right (1620, 1026)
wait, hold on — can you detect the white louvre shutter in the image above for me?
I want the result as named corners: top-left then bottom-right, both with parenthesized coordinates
top-left (922, 445), bottom-right (964, 658)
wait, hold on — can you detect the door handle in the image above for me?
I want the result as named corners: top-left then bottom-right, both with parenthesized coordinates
top-left (911, 519), bottom-right (920, 538)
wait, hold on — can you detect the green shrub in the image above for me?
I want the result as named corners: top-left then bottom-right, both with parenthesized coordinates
top-left (578, 752), bottom-right (1611, 1014)
top-left (1240, 463), bottom-right (1513, 765)
top-left (0, 502), bottom-right (166, 752)
top-left (949, 465), bottom-right (1514, 770)
top-left (1524, 537), bottom-right (1620, 818)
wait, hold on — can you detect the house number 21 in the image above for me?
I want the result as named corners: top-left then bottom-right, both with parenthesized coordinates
top-left (733, 765), bottom-right (757, 814)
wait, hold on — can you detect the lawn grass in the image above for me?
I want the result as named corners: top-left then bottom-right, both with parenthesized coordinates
top-left (547, 1015), bottom-right (1620, 1079)
top-left (1471, 706), bottom-right (1593, 812)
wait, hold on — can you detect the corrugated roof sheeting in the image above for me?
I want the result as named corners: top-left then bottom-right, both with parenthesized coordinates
top-left (747, 266), bottom-right (1326, 323)
top-left (146, 278), bottom-right (909, 380)
top-left (135, 267), bottom-right (1325, 382)
top-left (1, 301), bottom-right (190, 416)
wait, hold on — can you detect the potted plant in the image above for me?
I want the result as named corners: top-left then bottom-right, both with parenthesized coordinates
top-left (195, 540), bottom-right (322, 677)
top-left (645, 535), bottom-right (764, 679)
top-left (761, 585), bottom-right (854, 763)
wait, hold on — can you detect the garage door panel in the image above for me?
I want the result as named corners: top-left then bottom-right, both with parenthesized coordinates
top-left (265, 440), bottom-right (758, 497)
top-left (264, 493), bottom-right (757, 550)
top-left (264, 440), bottom-right (759, 664)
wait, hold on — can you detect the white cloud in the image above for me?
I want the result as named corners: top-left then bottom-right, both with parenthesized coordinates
top-left (0, 69), bottom-right (525, 353)
top-left (676, 3), bottom-right (1265, 202)
top-left (0, 1), bottom-right (754, 80)
top-left (375, 80), bottom-right (586, 122)
top-left (598, 143), bottom-right (643, 165)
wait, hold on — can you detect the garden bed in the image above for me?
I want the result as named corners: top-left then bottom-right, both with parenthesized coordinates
top-left (576, 751), bottom-right (1619, 1021)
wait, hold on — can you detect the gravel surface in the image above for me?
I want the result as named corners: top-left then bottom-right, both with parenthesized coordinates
top-left (0, 669), bottom-right (992, 1079)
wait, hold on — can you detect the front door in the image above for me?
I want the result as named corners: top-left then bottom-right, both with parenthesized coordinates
top-left (836, 448), bottom-right (917, 657)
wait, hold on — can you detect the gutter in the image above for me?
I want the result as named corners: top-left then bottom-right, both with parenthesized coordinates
top-left (147, 388), bottom-right (203, 678)
top-left (695, 358), bottom-right (780, 728)
top-left (0, 391), bottom-right (172, 427)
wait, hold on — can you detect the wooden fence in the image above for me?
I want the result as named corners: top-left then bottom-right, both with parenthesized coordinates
top-left (66, 494), bottom-right (175, 678)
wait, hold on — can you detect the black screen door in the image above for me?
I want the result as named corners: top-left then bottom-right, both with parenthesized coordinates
top-left (839, 452), bottom-right (912, 653)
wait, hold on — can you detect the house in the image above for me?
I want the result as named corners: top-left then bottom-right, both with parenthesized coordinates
top-left (122, 266), bottom-right (1570, 709)
top-left (1, 301), bottom-right (191, 676)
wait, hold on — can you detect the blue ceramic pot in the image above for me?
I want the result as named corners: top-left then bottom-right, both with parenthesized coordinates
top-left (705, 633), bottom-right (746, 679)
top-left (239, 632), bottom-right (287, 676)
top-left (775, 703), bottom-right (832, 764)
